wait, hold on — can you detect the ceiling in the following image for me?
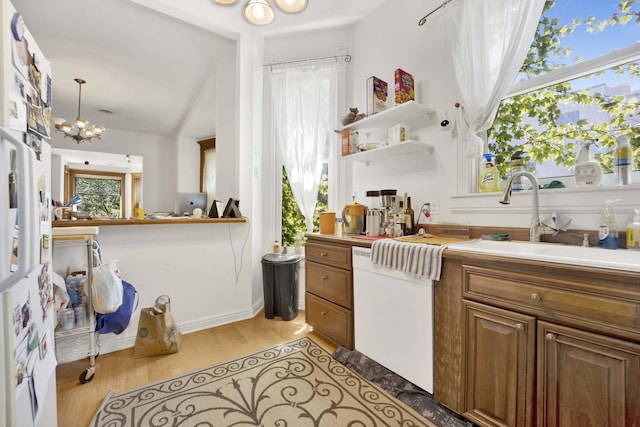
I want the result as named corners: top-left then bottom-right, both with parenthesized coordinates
top-left (11, 0), bottom-right (387, 140)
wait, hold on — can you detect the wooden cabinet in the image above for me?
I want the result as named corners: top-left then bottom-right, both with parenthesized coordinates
top-left (434, 253), bottom-right (640, 427)
top-left (463, 301), bottom-right (535, 427)
top-left (537, 321), bottom-right (640, 426)
top-left (305, 238), bottom-right (354, 349)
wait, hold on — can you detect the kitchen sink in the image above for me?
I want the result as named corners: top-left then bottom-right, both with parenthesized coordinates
top-left (447, 239), bottom-right (640, 272)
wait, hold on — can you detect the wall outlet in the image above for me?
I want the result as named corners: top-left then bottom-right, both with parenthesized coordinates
top-left (427, 200), bottom-right (439, 215)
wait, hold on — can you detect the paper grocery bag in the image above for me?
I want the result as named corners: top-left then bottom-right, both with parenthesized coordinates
top-left (133, 295), bottom-right (182, 358)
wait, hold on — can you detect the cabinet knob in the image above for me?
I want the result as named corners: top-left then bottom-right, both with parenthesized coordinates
top-left (320, 275), bottom-right (328, 280)
top-left (320, 252), bottom-right (328, 257)
top-left (546, 333), bottom-right (557, 342)
top-left (530, 293), bottom-right (542, 302)
top-left (320, 310), bottom-right (328, 316)
top-left (515, 323), bottom-right (525, 332)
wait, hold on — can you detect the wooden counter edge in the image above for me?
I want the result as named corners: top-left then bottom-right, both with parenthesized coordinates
top-left (53, 217), bottom-right (247, 227)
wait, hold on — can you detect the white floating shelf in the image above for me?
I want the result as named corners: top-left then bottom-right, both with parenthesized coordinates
top-left (341, 101), bottom-right (435, 133)
top-left (345, 140), bottom-right (434, 165)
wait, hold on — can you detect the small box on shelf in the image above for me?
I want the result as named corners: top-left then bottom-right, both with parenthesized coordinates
top-left (341, 129), bottom-right (358, 156)
top-left (366, 76), bottom-right (388, 116)
top-left (394, 69), bottom-right (415, 105)
top-left (388, 124), bottom-right (409, 144)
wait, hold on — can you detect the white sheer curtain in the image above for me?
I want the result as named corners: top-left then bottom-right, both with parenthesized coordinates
top-left (447, 0), bottom-right (546, 158)
top-left (271, 63), bottom-right (337, 231)
top-left (203, 148), bottom-right (216, 213)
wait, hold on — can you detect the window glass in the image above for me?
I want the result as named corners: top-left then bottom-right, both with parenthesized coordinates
top-left (488, 0), bottom-right (640, 184)
top-left (281, 164), bottom-right (328, 246)
top-left (73, 174), bottom-right (123, 217)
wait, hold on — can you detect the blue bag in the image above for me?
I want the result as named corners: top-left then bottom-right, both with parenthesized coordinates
top-left (95, 280), bottom-right (138, 334)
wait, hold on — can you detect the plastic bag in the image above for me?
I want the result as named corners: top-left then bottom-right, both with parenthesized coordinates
top-left (91, 259), bottom-right (123, 314)
top-left (96, 280), bottom-right (138, 334)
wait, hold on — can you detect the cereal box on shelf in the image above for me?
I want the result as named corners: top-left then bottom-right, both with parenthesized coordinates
top-left (366, 76), bottom-right (388, 115)
top-left (394, 68), bottom-right (415, 105)
top-left (341, 129), bottom-right (358, 156)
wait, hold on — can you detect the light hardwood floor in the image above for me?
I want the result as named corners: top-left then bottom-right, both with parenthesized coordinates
top-left (56, 310), bottom-right (336, 426)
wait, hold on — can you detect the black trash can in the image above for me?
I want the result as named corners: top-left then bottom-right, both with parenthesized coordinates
top-left (261, 253), bottom-right (302, 321)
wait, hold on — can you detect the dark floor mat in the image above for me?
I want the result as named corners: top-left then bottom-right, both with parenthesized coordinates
top-left (332, 346), bottom-right (475, 427)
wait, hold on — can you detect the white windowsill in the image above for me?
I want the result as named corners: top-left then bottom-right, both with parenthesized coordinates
top-left (451, 183), bottom-right (640, 215)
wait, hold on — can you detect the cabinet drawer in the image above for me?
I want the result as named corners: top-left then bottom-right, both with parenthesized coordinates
top-left (305, 242), bottom-right (351, 270)
top-left (463, 265), bottom-right (640, 337)
top-left (306, 262), bottom-right (352, 308)
top-left (305, 293), bottom-right (353, 349)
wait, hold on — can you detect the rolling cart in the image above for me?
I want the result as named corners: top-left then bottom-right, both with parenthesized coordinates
top-left (52, 227), bottom-right (99, 384)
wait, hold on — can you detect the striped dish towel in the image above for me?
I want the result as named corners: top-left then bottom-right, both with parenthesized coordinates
top-left (370, 239), bottom-right (446, 280)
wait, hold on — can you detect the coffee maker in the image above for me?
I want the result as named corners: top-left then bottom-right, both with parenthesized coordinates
top-left (365, 190), bottom-right (383, 236)
top-left (379, 189), bottom-right (397, 235)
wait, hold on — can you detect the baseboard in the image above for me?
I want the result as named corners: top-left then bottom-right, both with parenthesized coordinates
top-left (57, 304), bottom-right (267, 363)
top-left (57, 298), bottom-right (306, 364)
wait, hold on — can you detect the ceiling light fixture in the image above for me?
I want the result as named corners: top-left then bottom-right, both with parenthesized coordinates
top-left (214, 0), bottom-right (307, 26)
top-left (243, 0), bottom-right (275, 25)
top-left (54, 78), bottom-right (105, 143)
top-left (273, 0), bottom-right (307, 14)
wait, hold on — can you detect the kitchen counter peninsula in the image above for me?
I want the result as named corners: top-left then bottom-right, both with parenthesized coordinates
top-left (51, 216), bottom-right (252, 363)
top-left (52, 217), bottom-right (246, 227)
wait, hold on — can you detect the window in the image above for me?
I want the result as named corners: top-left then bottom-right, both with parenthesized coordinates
top-left (487, 0), bottom-right (640, 185)
top-left (281, 164), bottom-right (328, 246)
top-left (67, 170), bottom-right (124, 217)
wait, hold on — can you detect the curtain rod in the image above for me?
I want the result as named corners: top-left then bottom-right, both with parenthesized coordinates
top-left (263, 54), bottom-right (352, 69)
top-left (418, 0), bottom-right (453, 26)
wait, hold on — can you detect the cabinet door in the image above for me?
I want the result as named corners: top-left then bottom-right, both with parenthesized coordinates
top-left (537, 321), bottom-right (640, 427)
top-left (464, 301), bottom-right (536, 427)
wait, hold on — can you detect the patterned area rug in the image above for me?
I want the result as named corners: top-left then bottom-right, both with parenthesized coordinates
top-left (91, 337), bottom-right (436, 426)
top-left (333, 347), bottom-right (474, 427)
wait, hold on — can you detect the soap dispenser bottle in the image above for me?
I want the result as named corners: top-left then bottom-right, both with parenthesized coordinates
top-left (626, 209), bottom-right (640, 250)
top-left (574, 140), bottom-right (602, 186)
top-left (598, 200), bottom-right (619, 250)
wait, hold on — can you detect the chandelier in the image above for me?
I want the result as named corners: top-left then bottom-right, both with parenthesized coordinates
top-left (54, 78), bottom-right (105, 143)
top-left (213, 0), bottom-right (308, 26)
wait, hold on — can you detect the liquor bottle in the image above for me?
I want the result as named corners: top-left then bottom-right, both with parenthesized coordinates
top-left (404, 194), bottom-right (415, 235)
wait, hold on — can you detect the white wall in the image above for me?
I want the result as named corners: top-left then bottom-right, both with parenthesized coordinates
top-left (51, 129), bottom-right (175, 213)
top-left (349, 0), bottom-right (640, 232)
top-left (52, 223), bottom-right (255, 362)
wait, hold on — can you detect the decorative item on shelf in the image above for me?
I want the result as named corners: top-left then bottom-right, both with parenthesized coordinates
top-left (214, 0), bottom-right (307, 26)
top-left (340, 107), bottom-right (365, 126)
top-left (54, 78), bottom-right (105, 143)
top-left (357, 143), bottom-right (380, 152)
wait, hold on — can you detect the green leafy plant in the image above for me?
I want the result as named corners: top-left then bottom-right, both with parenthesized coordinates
top-left (281, 165), bottom-right (328, 246)
top-left (75, 177), bottom-right (122, 217)
top-left (488, 0), bottom-right (640, 178)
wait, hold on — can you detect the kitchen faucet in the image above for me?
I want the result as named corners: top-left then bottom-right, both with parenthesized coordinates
top-left (499, 171), bottom-right (556, 242)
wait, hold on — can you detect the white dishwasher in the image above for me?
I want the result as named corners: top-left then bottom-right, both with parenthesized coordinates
top-left (352, 246), bottom-right (435, 393)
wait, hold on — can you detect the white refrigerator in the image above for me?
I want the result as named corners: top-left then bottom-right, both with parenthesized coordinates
top-left (1, 0), bottom-right (57, 426)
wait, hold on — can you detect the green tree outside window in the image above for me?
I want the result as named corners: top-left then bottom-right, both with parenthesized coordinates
top-left (488, 0), bottom-right (639, 180)
top-left (281, 165), bottom-right (328, 246)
